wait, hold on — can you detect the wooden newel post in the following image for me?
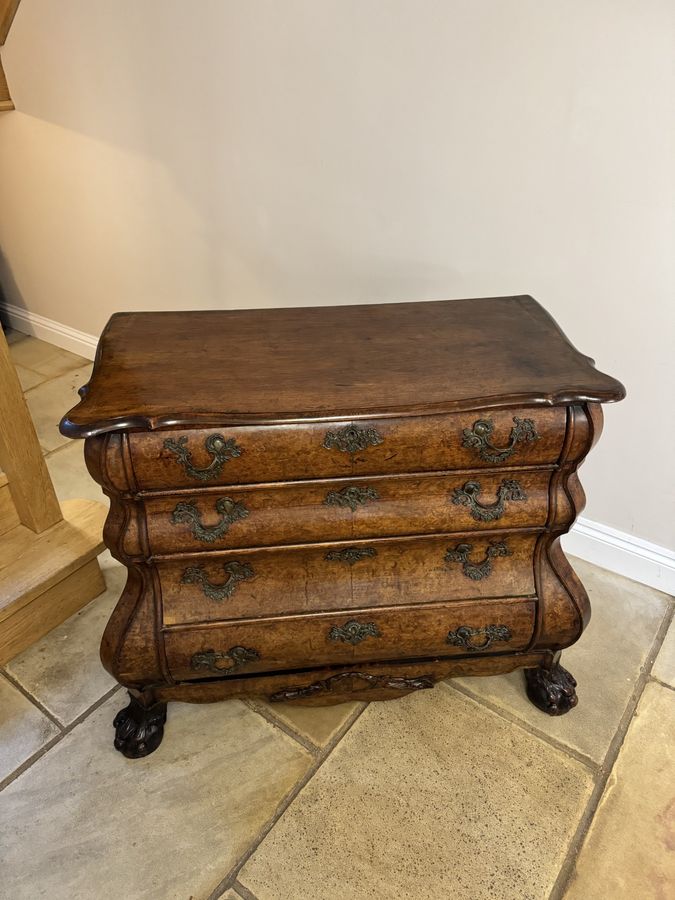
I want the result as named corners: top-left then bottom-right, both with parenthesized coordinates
top-left (0, 328), bottom-right (63, 531)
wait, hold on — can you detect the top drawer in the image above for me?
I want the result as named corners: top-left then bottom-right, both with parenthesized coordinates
top-left (128, 407), bottom-right (566, 490)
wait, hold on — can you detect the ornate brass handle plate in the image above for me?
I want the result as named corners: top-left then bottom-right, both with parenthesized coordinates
top-left (328, 620), bottom-right (381, 645)
top-left (323, 423), bottom-right (383, 453)
top-left (444, 540), bottom-right (511, 581)
top-left (163, 433), bottom-right (242, 481)
top-left (324, 485), bottom-right (379, 511)
top-left (324, 546), bottom-right (377, 565)
top-left (451, 479), bottom-right (527, 522)
top-left (170, 497), bottom-right (248, 543)
top-left (180, 561), bottom-right (254, 601)
top-left (446, 624), bottom-right (512, 652)
top-left (462, 417), bottom-right (539, 463)
top-left (190, 645), bottom-right (260, 674)
top-left (269, 672), bottom-right (434, 702)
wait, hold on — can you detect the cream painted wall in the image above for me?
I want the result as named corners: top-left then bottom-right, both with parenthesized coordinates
top-left (0, 1), bottom-right (673, 548)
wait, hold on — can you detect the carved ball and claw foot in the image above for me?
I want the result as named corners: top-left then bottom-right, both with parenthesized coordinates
top-left (113, 693), bottom-right (168, 758)
top-left (524, 660), bottom-right (578, 716)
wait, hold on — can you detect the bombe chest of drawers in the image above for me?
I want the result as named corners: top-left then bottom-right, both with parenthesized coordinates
top-left (61, 296), bottom-right (624, 758)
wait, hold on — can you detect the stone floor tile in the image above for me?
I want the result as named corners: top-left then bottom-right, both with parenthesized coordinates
top-left (652, 615), bottom-right (675, 688)
top-left (250, 698), bottom-right (363, 748)
top-left (23, 365), bottom-right (92, 452)
top-left (0, 696), bottom-right (313, 900)
top-left (5, 553), bottom-right (122, 725)
top-left (239, 685), bottom-right (593, 900)
top-left (8, 335), bottom-right (88, 378)
top-left (46, 440), bottom-right (110, 505)
top-left (454, 558), bottom-right (670, 763)
top-left (14, 363), bottom-right (47, 391)
top-left (565, 682), bottom-right (675, 899)
top-left (0, 675), bottom-right (60, 783)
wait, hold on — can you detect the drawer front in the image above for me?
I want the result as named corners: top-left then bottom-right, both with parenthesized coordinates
top-left (159, 532), bottom-right (538, 626)
top-left (145, 469), bottom-right (551, 554)
top-left (163, 598), bottom-right (536, 680)
top-left (128, 407), bottom-right (566, 489)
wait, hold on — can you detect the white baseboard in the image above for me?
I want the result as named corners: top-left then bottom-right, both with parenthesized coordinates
top-left (2, 302), bottom-right (673, 594)
top-left (1, 302), bottom-right (98, 359)
top-left (564, 517), bottom-right (675, 595)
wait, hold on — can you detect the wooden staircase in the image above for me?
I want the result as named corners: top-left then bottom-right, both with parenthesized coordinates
top-left (0, 328), bottom-right (107, 663)
top-left (0, 0), bottom-right (108, 659)
top-left (0, 0), bottom-right (20, 110)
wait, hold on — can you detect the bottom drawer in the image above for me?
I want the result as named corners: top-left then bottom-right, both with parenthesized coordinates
top-left (163, 597), bottom-right (535, 681)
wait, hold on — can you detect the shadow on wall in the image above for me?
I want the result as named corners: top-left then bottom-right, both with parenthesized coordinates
top-left (0, 246), bottom-right (24, 319)
top-left (1, 1), bottom-right (478, 309)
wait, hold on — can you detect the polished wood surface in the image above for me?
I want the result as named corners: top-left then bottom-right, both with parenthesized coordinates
top-left (61, 296), bottom-right (624, 437)
top-left (159, 531), bottom-right (539, 625)
top-left (126, 405), bottom-right (567, 489)
top-left (163, 598), bottom-right (537, 680)
top-left (148, 651), bottom-right (549, 707)
top-left (142, 469), bottom-right (551, 554)
top-left (62, 297), bottom-right (624, 756)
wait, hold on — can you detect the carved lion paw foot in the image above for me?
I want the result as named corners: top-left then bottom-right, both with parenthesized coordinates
top-left (113, 694), bottom-right (167, 758)
top-left (524, 663), bottom-right (578, 716)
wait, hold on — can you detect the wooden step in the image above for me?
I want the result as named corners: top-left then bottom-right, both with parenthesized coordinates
top-left (0, 497), bottom-right (108, 663)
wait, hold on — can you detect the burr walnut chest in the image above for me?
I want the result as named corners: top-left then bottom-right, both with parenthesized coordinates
top-left (61, 296), bottom-right (624, 758)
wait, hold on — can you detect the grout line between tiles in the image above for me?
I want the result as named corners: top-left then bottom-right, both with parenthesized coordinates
top-left (446, 679), bottom-right (601, 773)
top-left (242, 699), bottom-right (322, 756)
top-left (547, 601), bottom-right (675, 900)
top-left (648, 674), bottom-right (675, 693)
top-left (207, 702), bottom-right (370, 900)
top-left (0, 683), bottom-right (122, 793)
top-left (0, 667), bottom-right (66, 730)
top-left (232, 879), bottom-right (260, 900)
top-left (44, 441), bottom-right (78, 460)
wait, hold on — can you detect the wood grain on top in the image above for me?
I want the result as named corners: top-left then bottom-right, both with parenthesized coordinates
top-left (60, 296), bottom-right (625, 437)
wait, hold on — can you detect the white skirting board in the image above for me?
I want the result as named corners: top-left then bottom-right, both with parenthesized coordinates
top-left (562, 517), bottom-right (675, 596)
top-left (2, 303), bottom-right (674, 596)
top-left (1, 301), bottom-right (98, 359)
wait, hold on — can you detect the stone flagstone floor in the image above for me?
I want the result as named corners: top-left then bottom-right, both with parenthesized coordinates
top-left (1, 328), bottom-right (673, 900)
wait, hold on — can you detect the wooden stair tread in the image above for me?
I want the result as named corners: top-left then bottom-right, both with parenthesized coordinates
top-left (0, 497), bottom-right (107, 621)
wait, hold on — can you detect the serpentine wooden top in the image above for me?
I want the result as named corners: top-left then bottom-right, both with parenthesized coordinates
top-left (61, 295), bottom-right (624, 437)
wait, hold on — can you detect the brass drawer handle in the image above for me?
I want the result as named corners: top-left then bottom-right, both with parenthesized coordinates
top-left (181, 561), bottom-right (253, 602)
top-left (163, 433), bottom-right (242, 481)
top-left (325, 546), bottom-right (377, 565)
top-left (328, 620), bottom-right (381, 645)
top-left (171, 497), bottom-right (248, 543)
top-left (446, 624), bottom-right (512, 652)
top-left (444, 540), bottom-right (511, 581)
top-left (323, 423), bottom-right (383, 453)
top-left (190, 645), bottom-right (259, 674)
top-left (451, 479), bottom-right (526, 522)
top-left (462, 417), bottom-right (539, 463)
top-left (324, 485), bottom-right (379, 511)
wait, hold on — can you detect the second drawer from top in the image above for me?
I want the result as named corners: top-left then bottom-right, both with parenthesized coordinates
top-left (144, 468), bottom-right (552, 554)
